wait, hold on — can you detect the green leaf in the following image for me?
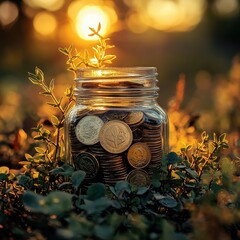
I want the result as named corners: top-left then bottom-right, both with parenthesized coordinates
top-left (35, 67), bottom-right (44, 81)
top-left (81, 197), bottom-right (112, 215)
top-left (67, 45), bottom-right (73, 53)
top-left (44, 191), bottom-right (73, 215)
top-left (33, 136), bottom-right (45, 141)
top-left (22, 191), bottom-right (44, 212)
top-left (219, 133), bottom-right (226, 142)
top-left (47, 102), bottom-right (59, 107)
top-left (18, 161), bottom-right (31, 165)
top-left (213, 133), bottom-right (217, 142)
top-left (28, 77), bottom-right (41, 85)
top-left (34, 147), bottom-right (45, 154)
top-left (103, 55), bottom-right (116, 61)
top-left (221, 157), bottom-right (236, 177)
top-left (51, 115), bottom-right (60, 126)
top-left (53, 164), bottom-right (74, 176)
top-left (25, 153), bottom-right (33, 161)
top-left (49, 79), bottom-right (55, 91)
top-left (184, 182), bottom-right (197, 188)
top-left (114, 181), bottom-right (131, 196)
top-left (136, 187), bottom-right (149, 195)
top-left (167, 152), bottom-right (181, 165)
top-left (159, 197), bottom-right (178, 208)
top-left (18, 175), bottom-right (32, 188)
top-left (185, 169), bottom-right (199, 179)
top-left (71, 170), bottom-right (86, 190)
top-left (102, 60), bottom-right (112, 64)
top-left (40, 91), bottom-right (51, 96)
top-left (97, 22), bottom-right (101, 32)
top-left (174, 171), bottom-right (185, 179)
top-left (0, 166), bottom-right (9, 174)
top-left (89, 27), bottom-right (95, 33)
top-left (151, 174), bottom-right (161, 188)
top-left (67, 67), bottom-right (76, 72)
top-left (94, 225), bottom-right (114, 239)
top-left (154, 194), bottom-right (178, 208)
top-left (87, 183), bottom-right (106, 200)
top-left (0, 173), bottom-right (8, 181)
top-left (23, 191), bottom-right (73, 215)
top-left (58, 47), bottom-right (69, 55)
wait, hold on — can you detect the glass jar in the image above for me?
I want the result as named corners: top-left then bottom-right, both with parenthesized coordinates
top-left (65, 67), bottom-right (169, 187)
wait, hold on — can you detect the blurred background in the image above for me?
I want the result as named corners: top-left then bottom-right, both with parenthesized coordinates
top-left (0, 0), bottom-right (239, 157)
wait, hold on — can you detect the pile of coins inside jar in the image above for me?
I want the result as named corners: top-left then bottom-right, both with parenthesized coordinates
top-left (69, 110), bottom-right (163, 187)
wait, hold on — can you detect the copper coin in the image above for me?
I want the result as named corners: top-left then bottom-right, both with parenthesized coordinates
top-left (126, 169), bottom-right (150, 187)
top-left (74, 152), bottom-right (99, 179)
top-left (75, 115), bottom-right (104, 145)
top-left (127, 142), bottom-right (151, 169)
top-left (99, 120), bottom-right (133, 154)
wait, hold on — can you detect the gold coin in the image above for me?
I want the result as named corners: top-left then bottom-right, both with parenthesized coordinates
top-left (99, 120), bottom-right (133, 154)
top-left (124, 111), bottom-right (144, 126)
top-left (75, 115), bottom-right (104, 145)
top-left (127, 142), bottom-right (151, 169)
top-left (126, 169), bottom-right (150, 187)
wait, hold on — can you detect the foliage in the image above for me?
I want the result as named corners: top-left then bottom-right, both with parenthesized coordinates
top-left (58, 23), bottom-right (116, 74)
top-left (1, 119), bottom-right (240, 239)
top-left (0, 24), bottom-right (240, 240)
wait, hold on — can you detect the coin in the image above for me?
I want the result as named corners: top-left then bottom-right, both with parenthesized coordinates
top-left (127, 142), bottom-right (151, 169)
top-left (124, 111), bottom-right (144, 126)
top-left (75, 115), bottom-right (104, 145)
top-left (126, 169), bottom-right (150, 187)
top-left (104, 110), bottom-right (128, 121)
top-left (132, 128), bottom-right (143, 142)
top-left (99, 120), bottom-right (133, 154)
top-left (74, 152), bottom-right (99, 179)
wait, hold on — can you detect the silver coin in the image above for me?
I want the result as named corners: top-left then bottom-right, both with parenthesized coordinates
top-left (75, 115), bottom-right (104, 145)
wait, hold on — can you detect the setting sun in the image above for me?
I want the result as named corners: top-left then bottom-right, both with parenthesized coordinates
top-left (75, 6), bottom-right (110, 40)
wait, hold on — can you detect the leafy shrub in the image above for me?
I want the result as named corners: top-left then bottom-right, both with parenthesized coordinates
top-left (0, 25), bottom-right (239, 240)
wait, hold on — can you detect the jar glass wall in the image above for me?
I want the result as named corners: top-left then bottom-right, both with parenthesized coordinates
top-left (65, 67), bottom-right (169, 186)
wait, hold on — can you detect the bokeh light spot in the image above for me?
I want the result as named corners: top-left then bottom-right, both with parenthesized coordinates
top-left (23, 0), bottom-right (64, 11)
top-left (125, 0), bottom-right (206, 32)
top-left (147, 0), bottom-right (180, 30)
top-left (126, 12), bottom-right (148, 33)
top-left (33, 12), bottom-right (57, 36)
top-left (0, 1), bottom-right (19, 27)
top-left (213, 0), bottom-right (239, 17)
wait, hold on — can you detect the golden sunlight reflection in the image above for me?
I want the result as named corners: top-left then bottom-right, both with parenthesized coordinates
top-left (23, 0), bottom-right (64, 11)
top-left (75, 6), bottom-right (110, 40)
top-left (125, 0), bottom-right (206, 32)
top-left (213, 0), bottom-right (239, 17)
top-left (0, 1), bottom-right (19, 27)
top-left (67, 1), bottom-right (118, 41)
top-left (33, 12), bottom-right (57, 36)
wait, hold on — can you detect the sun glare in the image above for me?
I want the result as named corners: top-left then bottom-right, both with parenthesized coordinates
top-left (75, 6), bottom-right (110, 40)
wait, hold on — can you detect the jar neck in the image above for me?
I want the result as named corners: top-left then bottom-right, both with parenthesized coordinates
top-left (74, 67), bottom-right (159, 107)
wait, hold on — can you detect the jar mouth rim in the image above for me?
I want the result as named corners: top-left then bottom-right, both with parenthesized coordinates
top-left (75, 67), bottom-right (157, 79)
top-left (77, 67), bottom-right (156, 70)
